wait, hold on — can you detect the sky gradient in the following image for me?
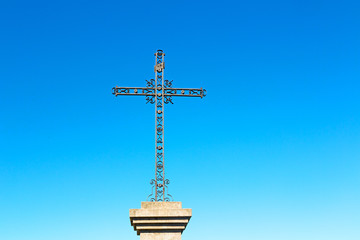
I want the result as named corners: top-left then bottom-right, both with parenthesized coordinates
top-left (1, 0), bottom-right (360, 240)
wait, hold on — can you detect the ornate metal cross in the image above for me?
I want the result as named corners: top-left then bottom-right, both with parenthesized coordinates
top-left (112, 50), bottom-right (206, 202)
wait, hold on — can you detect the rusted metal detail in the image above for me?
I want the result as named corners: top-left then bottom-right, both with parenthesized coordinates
top-left (112, 50), bottom-right (206, 202)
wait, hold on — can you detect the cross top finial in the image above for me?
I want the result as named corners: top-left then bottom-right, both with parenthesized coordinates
top-left (155, 49), bottom-right (164, 56)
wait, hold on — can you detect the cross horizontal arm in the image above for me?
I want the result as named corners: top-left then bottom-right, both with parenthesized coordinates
top-left (112, 87), bottom-right (206, 98)
top-left (164, 88), bottom-right (206, 98)
top-left (112, 86), bottom-right (155, 96)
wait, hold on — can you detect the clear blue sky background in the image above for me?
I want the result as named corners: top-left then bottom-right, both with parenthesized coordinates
top-left (1, 0), bottom-right (359, 239)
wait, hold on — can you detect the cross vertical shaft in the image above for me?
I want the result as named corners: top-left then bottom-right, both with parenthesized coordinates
top-left (154, 50), bottom-right (166, 201)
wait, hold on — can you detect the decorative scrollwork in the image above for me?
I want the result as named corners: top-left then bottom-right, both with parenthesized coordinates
top-left (147, 179), bottom-right (156, 202)
top-left (156, 187), bottom-right (164, 201)
top-left (164, 195), bottom-right (173, 202)
top-left (146, 79), bottom-right (155, 88)
top-left (147, 178), bottom-right (172, 202)
top-left (164, 79), bottom-right (173, 88)
top-left (164, 179), bottom-right (173, 201)
top-left (146, 96), bottom-right (155, 104)
top-left (164, 96), bottom-right (173, 104)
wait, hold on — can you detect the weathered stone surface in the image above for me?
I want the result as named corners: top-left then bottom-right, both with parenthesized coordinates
top-left (140, 232), bottom-right (181, 240)
top-left (130, 202), bottom-right (192, 240)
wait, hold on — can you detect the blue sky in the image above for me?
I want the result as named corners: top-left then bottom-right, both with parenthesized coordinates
top-left (1, 0), bottom-right (359, 239)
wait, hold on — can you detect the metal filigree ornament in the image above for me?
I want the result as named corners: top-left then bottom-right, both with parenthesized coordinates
top-left (112, 50), bottom-right (206, 202)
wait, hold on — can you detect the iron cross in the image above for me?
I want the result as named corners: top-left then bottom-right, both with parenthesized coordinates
top-left (112, 50), bottom-right (206, 202)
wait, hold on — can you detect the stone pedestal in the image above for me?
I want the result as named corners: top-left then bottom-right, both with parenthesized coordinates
top-left (130, 202), bottom-right (192, 240)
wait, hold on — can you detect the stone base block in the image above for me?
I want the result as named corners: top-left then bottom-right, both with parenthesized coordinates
top-left (130, 202), bottom-right (192, 240)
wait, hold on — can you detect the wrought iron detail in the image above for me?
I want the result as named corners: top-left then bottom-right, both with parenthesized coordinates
top-left (112, 49), bottom-right (206, 202)
top-left (146, 79), bottom-right (155, 88)
top-left (154, 50), bottom-right (166, 201)
top-left (164, 79), bottom-right (173, 88)
top-left (164, 96), bottom-right (173, 104)
top-left (147, 178), bottom-right (173, 202)
top-left (146, 96), bottom-right (155, 104)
